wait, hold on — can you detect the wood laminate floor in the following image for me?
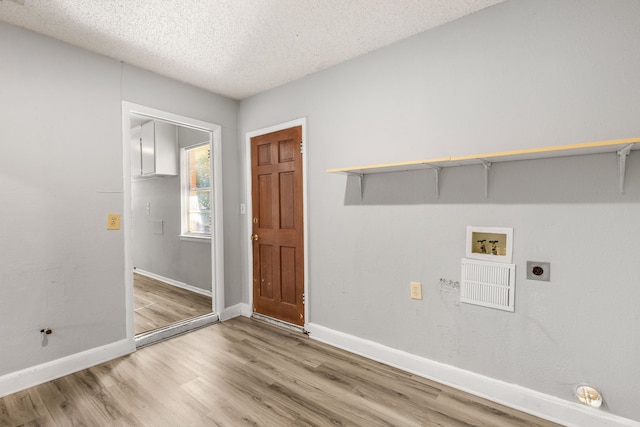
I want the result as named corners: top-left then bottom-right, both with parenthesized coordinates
top-left (134, 272), bottom-right (212, 334)
top-left (0, 317), bottom-right (562, 427)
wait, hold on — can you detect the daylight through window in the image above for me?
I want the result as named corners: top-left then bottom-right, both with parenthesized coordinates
top-left (182, 143), bottom-right (211, 237)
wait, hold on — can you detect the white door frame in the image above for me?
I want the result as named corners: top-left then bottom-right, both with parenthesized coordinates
top-left (122, 101), bottom-right (225, 341)
top-left (244, 118), bottom-right (309, 328)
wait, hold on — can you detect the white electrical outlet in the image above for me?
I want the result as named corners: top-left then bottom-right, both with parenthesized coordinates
top-left (107, 214), bottom-right (121, 230)
top-left (410, 282), bottom-right (422, 300)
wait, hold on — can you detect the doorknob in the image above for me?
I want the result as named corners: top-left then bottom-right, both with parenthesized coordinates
top-left (250, 234), bottom-right (259, 241)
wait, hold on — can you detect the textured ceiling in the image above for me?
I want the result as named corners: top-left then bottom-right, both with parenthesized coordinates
top-left (0, 0), bottom-right (504, 100)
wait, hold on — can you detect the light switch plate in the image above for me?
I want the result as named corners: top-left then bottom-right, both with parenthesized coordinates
top-left (526, 261), bottom-right (550, 281)
top-left (152, 219), bottom-right (164, 235)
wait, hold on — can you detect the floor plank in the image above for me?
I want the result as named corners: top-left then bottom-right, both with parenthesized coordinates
top-left (0, 317), bottom-right (563, 426)
top-left (133, 273), bottom-right (212, 334)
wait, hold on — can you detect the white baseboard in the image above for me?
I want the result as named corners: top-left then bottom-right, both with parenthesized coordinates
top-left (0, 339), bottom-right (135, 398)
top-left (306, 323), bottom-right (640, 427)
top-left (219, 303), bottom-right (251, 321)
top-left (134, 269), bottom-right (212, 297)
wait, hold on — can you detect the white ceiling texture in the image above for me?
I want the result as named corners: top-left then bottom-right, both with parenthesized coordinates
top-left (0, 0), bottom-right (504, 100)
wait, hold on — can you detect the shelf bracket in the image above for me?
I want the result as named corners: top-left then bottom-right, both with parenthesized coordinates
top-left (347, 173), bottom-right (364, 200)
top-left (479, 160), bottom-right (491, 198)
top-left (617, 144), bottom-right (633, 194)
top-left (428, 166), bottom-right (442, 199)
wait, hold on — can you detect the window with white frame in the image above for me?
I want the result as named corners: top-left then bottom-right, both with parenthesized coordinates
top-left (181, 143), bottom-right (212, 238)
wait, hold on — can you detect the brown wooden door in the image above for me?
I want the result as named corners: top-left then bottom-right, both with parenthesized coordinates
top-left (251, 126), bottom-right (304, 326)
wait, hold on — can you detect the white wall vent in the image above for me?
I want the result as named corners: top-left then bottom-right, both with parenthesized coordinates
top-left (461, 258), bottom-right (515, 312)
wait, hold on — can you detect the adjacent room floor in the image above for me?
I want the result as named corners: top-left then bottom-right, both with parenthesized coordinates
top-left (133, 272), bottom-right (212, 334)
top-left (0, 317), bottom-right (561, 426)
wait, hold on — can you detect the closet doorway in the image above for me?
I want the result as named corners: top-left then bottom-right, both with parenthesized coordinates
top-left (122, 102), bottom-right (224, 347)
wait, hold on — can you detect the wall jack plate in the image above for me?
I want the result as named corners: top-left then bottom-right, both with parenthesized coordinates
top-left (526, 261), bottom-right (550, 281)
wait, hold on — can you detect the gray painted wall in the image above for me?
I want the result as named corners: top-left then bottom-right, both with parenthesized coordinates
top-left (132, 126), bottom-right (212, 292)
top-left (238, 0), bottom-right (640, 421)
top-left (0, 22), bottom-right (239, 376)
top-left (0, 19), bottom-right (124, 377)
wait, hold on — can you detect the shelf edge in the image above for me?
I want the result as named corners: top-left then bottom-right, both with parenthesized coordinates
top-left (450, 137), bottom-right (640, 162)
top-left (327, 137), bottom-right (640, 174)
top-left (326, 157), bottom-right (450, 174)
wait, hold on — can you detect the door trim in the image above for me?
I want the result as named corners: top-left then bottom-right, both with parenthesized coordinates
top-left (244, 118), bottom-right (309, 328)
top-left (122, 101), bottom-right (225, 342)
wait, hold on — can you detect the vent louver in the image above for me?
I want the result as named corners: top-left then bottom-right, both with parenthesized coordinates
top-left (461, 258), bottom-right (515, 312)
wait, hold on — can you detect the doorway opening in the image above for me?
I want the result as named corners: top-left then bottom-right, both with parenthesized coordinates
top-left (122, 102), bottom-right (224, 347)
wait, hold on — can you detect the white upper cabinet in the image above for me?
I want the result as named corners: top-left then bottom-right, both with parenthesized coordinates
top-left (131, 121), bottom-right (178, 177)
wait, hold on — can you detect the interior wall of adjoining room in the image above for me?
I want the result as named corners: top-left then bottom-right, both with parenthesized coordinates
top-left (238, 0), bottom-right (640, 421)
top-left (132, 125), bottom-right (213, 293)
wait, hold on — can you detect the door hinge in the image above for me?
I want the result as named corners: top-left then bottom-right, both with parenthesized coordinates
top-left (302, 293), bottom-right (305, 304)
top-left (300, 140), bottom-right (303, 154)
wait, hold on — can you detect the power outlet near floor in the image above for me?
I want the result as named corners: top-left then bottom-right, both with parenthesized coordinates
top-left (410, 282), bottom-right (422, 300)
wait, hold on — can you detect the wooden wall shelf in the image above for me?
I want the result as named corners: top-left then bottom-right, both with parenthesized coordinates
top-left (327, 137), bottom-right (640, 198)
